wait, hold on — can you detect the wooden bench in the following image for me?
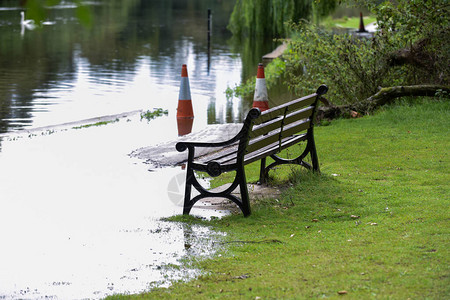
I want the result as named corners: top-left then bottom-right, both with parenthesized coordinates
top-left (176, 85), bottom-right (328, 216)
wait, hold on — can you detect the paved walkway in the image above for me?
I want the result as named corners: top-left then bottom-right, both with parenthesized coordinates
top-left (130, 124), bottom-right (243, 167)
top-left (198, 183), bottom-right (282, 213)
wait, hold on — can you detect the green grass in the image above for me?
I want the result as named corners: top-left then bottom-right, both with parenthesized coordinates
top-left (321, 15), bottom-right (377, 30)
top-left (107, 98), bottom-right (449, 299)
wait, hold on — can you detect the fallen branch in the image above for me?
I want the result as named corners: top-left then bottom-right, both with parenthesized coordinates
top-left (317, 85), bottom-right (449, 121)
top-left (361, 84), bottom-right (450, 110)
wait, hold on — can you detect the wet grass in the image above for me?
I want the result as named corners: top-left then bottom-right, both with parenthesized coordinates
top-left (107, 98), bottom-right (449, 299)
top-left (72, 118), bottom-right (119, 129)
top-left (140, 108), bottom-right (169, 122)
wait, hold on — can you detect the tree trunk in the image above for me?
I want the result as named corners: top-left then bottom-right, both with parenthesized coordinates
top-left (317, 85), bottom-right (449, 121)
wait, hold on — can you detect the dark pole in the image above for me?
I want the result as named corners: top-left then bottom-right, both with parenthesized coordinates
top-left (207, 9), bottom-right (212, 38)
top-left (207, 8), bottom-right (211, 74)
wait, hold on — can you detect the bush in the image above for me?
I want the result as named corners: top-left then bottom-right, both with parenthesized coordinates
top-left (283, 0), bottom-right (449, 105)
top-left (284, 21), bottom-right (401, 105)
top-left (230, 0), bottom-right (449, 107)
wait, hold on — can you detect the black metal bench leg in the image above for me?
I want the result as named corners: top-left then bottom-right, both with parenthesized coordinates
top-left (258, 157), bottom-right (267, 184)
top-left (182, 169), bottom-right (194, 215)
top-left (308, 129), bottom-right (320, 172)
top-left (237, 166), bottom-right (251, 217)
top-left (311, 146), bottom-right (320, 172)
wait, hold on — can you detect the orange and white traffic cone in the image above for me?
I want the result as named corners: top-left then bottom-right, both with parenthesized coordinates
top-left (177, 64), bottom-right (194, 136)
top-left (252, 63), bottom-right (269, 112)
top-left (177, 64), bottom-right (194, 119)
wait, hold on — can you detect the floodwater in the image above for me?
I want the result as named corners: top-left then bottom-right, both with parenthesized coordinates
top-left (0, 0), bottom-right (256, 299)
top-left (0, 112), bottom-right (230, 299)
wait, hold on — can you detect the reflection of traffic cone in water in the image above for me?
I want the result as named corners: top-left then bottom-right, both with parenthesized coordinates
top-left (177, 118), bottom-right (193, 136)
top-left (252, 63), bottom-right (269, 112)
top-left (358, 12), bottom-right (367, 33)
top-left (177, 64), bottom-right (194, 136)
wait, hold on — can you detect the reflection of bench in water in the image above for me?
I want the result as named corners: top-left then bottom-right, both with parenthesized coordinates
top-left (176, 85), bottom-right (328, 216)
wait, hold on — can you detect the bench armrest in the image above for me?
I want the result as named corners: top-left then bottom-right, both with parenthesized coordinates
top-left (176, 139), bottom-right (235, 152)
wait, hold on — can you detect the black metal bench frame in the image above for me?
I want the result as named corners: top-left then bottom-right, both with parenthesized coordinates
top-left (176, 85), bottom-right (328, 216)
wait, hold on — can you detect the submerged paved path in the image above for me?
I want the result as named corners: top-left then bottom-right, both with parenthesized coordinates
top-left (130, 124), bottom-right (242, 168)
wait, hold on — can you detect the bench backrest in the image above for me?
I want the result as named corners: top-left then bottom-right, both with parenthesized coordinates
top-left (242, 85), bottom-right (328, 156)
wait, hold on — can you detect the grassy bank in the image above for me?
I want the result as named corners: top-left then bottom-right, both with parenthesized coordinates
top-left (108, 99), bottom-right (449, 299)
top-left (321, 15), bottom-right (376, 30)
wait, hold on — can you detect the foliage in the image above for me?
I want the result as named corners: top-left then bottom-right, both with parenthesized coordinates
top-left (226, 57), bottom-right (287, 102)
top-left (311, 0), bottom-right (338, 23)
top-left (226, 0), bottom-right (337, 88)
top-left (320, 14), bottom-right (377, 30)
top-left (228, 0), bottom-right (310, 39)
top-left (228, 21), bottom-right (398, 106)
top-left (368, 0), bottom-right (450, 85)
top-left (228, 0), bottom-right (338, 39)
top-left (107, 99), bottom-right (449, 299)
top-left (230, 0), bottom-right (449, 107)
top-left (140, 108), bottom-right (168, 122)
top-left (238, 0), bottom-right (450, 108)
top-left (284, 21), bottom-right (399, 104)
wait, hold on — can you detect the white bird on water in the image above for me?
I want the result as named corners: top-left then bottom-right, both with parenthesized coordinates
top-left (20, 11), bottom-right (36, 30)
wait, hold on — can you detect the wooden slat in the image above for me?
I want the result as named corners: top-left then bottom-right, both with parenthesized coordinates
top-left (198, 143), bottom-right (239, 164)
top-left (280, 119), bottom-right (311, 140)
top-left (282, 106), bottom-right (314, 128)
top-left (253, 94), bottom-right (316, 125)
top-left (250, 116), bottom-right (284, 138)
top-left (250, 106), bottom-right (313, 138)
top-left (217, 134), bottom-right (308, 166)
top-left (244, 134), bottom-right (308, 165)
top-left (246, 119), bottom-right (310, 154)
top-left (246, 129), bottom-right (282, 154)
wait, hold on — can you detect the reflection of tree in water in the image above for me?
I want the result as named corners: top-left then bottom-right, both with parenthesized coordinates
top-left (0, 28), bottom-right (77, 133)
top-left (0, 0), bottom-right (237, 134)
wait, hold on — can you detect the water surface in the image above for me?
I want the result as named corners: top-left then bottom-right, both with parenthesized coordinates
top-left (0, 1), bottom-right (244, 298)
top-left (0, 0), bottom-right (245, 135)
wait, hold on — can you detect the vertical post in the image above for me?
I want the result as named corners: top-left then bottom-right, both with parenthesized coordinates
top-left (207, 9), bottom-right (212, 37)
top-left (207, 8), bottom-right (212, 74)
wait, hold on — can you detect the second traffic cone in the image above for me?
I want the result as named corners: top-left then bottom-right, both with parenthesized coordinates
top-left (177, 64), bottom-right (194, 119)
top-left (252, 63), bottom-right (269, 112)
top-left (358, 12), bottom-right (367, 33)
